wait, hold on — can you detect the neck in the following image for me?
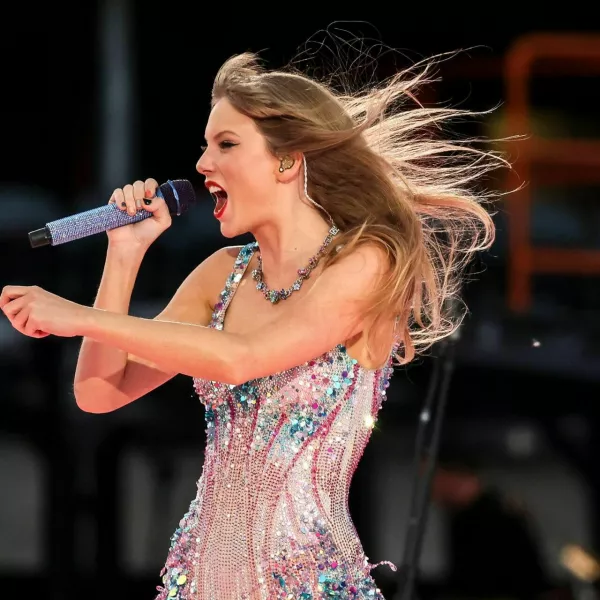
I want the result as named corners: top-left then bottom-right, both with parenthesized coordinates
top-left (252, 201), bottom-right (332, 288)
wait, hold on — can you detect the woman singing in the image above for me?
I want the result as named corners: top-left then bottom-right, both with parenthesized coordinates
top-left (1, 51), bottom-right (498, 598)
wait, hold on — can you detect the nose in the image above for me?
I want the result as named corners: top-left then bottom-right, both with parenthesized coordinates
top-left (196, 149), bottom-right (214, 175)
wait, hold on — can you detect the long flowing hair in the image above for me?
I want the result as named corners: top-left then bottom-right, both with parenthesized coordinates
top-left (211, 42), bottom-right (504, 364)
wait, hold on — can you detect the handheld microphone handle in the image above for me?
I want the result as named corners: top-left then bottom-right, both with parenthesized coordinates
top-left (29, 203), bottom-right (153, 248)
top-left (28, 179), bottom-right (196, 248)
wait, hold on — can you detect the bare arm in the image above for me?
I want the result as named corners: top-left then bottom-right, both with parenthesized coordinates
top-left (73, 244), bottom-right (148, 412)
top-left (1, 245), bottom-right (392, 399)
top-left (74, 245), bottom-right (237, 413)
top-left (76, 245), bottom-right (389, 386)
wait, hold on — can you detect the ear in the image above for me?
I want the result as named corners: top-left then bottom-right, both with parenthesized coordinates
top-left (275, 152), bottom-right (303, 183)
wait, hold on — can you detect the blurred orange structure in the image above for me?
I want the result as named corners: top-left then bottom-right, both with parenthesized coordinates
top-left (503, 33), bottom-right (600, 312)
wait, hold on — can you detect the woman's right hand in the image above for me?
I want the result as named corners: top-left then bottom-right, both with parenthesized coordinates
top-left (107, 178), bottom-right (173, 249)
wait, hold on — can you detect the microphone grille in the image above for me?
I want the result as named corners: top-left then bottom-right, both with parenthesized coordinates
top-left (158, 179), bottom-right (197, 216)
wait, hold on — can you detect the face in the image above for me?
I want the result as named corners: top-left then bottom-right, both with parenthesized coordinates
top-left (196, 98), bottom-right (281, 238)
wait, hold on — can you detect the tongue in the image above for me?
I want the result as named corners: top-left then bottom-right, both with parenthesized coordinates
top-left (214, 195), bottom-right (227, 213)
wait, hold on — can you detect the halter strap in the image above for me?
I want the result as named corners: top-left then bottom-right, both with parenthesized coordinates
top-left (210, 242), bottom-right (258, 330)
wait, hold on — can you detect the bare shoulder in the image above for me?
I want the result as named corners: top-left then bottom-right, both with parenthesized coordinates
top-left (323, 243), bottom-right (395, 368)
top-left (235, 242), bottom-right (397, 377)
top-left (341, 242), bottom-right (388, 275)
top-left (180, 245), bottom-right (244, 303)
top-left (318, 242), bottom-right (389, 295)
top-left (200, 244), bottom-right (244, 288)
top-left (295, 241), bottom-right (392, 328)
top-left (156, 245), bottom-right (243, 325)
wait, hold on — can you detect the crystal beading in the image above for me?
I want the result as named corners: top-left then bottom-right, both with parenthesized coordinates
top-left (155, 242), bottom-right (398, 599)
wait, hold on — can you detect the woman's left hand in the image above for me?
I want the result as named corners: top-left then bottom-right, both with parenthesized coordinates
top-left (0, 285), bottom-right (90, 338)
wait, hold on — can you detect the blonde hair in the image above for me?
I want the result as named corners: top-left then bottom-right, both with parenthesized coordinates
top-left (211, 51), bottom-right (502, 364)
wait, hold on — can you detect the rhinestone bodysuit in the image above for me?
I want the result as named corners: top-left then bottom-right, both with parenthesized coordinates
top-left (155, 243), bottom-right (396, 599)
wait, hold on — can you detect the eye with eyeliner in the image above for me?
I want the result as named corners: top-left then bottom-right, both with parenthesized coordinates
top-left (200, 140), bottom-right (238, 152)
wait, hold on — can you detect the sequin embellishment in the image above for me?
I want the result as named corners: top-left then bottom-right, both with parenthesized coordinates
top-left (156, 243), bottom-right (397, 599)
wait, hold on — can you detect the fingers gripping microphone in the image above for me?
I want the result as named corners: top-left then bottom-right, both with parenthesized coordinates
top-left (28, 179), bottom-right (197, 248)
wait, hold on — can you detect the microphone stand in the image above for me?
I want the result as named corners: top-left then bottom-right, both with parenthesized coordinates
top-left (394, 321), bottom-right (461, 600)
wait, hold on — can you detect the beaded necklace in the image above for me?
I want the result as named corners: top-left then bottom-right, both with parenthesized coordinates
top-left (251, 224), bottom-right (339, 304)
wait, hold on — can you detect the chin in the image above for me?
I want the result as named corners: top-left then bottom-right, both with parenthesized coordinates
top-left (219, 220), bottom-right (248, 239)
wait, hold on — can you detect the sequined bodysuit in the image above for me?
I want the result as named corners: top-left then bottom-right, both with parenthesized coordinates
top-left (155, 243), bottom-right (396, 599)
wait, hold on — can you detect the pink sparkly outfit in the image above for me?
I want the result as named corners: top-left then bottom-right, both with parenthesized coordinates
top-left (155, 243), bottom-right (396, 599)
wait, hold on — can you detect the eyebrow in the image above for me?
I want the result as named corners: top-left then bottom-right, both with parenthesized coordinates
top-left (204, 129), bottom-right (239, 141)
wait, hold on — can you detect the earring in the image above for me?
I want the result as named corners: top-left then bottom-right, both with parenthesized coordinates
top-left (278, 156), bottom-right (295, 173)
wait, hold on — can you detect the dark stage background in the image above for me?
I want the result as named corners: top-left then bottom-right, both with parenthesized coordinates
top-left (2, 4), bottom-right (600, 599)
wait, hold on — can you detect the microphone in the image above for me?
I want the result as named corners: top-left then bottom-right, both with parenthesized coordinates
top-left (28, 179), bottom-right (197, 248)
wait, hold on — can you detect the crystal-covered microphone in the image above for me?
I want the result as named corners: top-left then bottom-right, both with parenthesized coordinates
top-left (28, 179), bottom-right (197, 248)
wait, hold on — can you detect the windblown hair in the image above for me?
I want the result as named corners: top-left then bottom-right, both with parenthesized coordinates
top-left (211, 51), bottom-right (501, 364)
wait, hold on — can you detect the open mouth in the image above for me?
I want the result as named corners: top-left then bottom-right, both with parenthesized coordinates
top-left (207, 183), bottom-right (228, 218)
